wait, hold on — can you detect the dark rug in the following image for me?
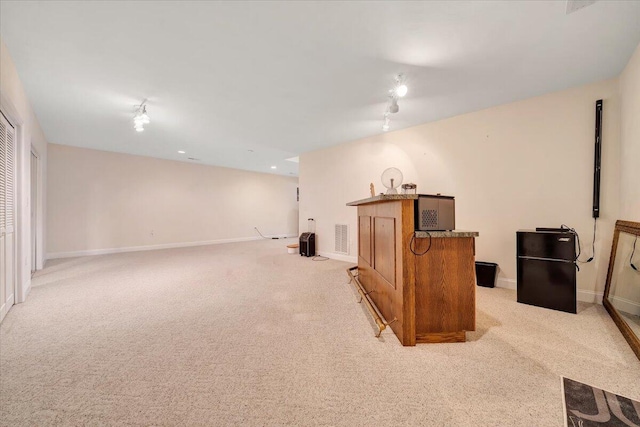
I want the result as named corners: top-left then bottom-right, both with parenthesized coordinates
top-left (562, 377), bottom-right (640, 427)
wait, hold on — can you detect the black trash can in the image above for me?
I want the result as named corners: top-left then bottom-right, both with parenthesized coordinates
top-left (475, 262), bottom-right (498, 288)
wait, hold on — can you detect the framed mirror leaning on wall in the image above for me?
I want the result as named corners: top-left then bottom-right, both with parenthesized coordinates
top-left (603, 220), bottom-right (640, 360)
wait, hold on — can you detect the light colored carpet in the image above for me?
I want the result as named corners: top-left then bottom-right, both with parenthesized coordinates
top-left (1, 239), bottom-right (639, 426)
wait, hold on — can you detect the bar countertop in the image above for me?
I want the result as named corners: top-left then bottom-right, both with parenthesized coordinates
top-left (346, 194), bottom-right (420, 206)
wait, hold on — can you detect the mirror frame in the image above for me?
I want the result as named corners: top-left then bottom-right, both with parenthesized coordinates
top-left (602, 219), bottom-right (640, 361)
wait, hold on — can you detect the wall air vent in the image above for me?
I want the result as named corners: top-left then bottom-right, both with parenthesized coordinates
top-left (335, 224), bottom-right (349, 255)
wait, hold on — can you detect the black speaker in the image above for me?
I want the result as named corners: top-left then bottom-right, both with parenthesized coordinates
top-left (593, 99), bottom-right (603, 218)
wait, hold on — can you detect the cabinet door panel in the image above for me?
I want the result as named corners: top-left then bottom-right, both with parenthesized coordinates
top-left (359, 215), bottom-right (372, 266)
top-left (374, 217), bottom-right (396, 288)
top-left (415, 237), bottom-right (475, 333)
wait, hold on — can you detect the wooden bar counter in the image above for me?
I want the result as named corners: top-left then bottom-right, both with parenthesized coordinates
top-left (347, 195), bottom-right (478, 346)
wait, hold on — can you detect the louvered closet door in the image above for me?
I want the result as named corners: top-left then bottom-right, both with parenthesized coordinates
top-left (31, 151), bottom-right (37, 273)
top-left (0, 113), bottom-right (16, 322)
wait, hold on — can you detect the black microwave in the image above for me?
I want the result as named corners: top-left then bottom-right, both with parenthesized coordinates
top-left (415, 195), bottom-right (455, 231)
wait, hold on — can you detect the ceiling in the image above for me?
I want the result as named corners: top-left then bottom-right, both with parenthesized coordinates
top-left (1, 1), bottom-right (639, 176)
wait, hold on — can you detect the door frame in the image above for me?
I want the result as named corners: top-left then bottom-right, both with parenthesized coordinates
top-left (30, 147), bottom-right (41, 273)
top-left (1, 93), bottom-right (30, 304)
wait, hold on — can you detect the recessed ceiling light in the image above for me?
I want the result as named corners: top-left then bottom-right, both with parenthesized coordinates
top-left (271, 166), bottom-right (277, 169)
top-left (178, 150), bottom-right (186, 154)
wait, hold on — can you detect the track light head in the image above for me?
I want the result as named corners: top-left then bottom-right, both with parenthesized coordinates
top-left (382, 113), bottom-right (391, 131)
top-left (382, 119), bottom-right (390, 132)
top-left (140, 106), bottom-right (150, 124)
top-left (388, 97), bottom-right (399, 114)
top-left (133, 101), bottom-right (150, 132)
top-left (394, 74), bottom-right (408, 98)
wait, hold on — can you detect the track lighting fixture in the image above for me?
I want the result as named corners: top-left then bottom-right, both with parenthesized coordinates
top-left (381, 73), bottom-right (407, 132)
top-left (133, 101), bottom-right (150, 132)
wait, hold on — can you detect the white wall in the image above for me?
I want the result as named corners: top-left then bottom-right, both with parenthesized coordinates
top-left (619, 42), bottom-right (640, 221)
top-left (47, 144), bottom-right (298, 257)
top-left (0, 39), bottom-right (48, 302)
top-left (299, 79), bottom-right (621, 301)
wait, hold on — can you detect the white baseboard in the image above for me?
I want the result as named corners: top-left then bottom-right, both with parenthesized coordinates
top-left (269, 234), bottom-right (299, 240)
top-left (18, 279), bottom-right (31, 304)
top-left (494, 277), bottom-right (603, 304)
top-left (577, 289), bottom-right (604, 304)
top-left (47, 235), bottom-right (297, 260)
top-left (317, 251), bottom-right (357, 264)
top-left (610, 295), bottom-right (640, 316)
top-left (496, 278), bottom-right (517, 290)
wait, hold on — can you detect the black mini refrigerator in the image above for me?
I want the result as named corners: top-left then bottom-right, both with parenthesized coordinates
top-left (516, 230), bottom-right (577, 314)
top-left (299, 233), bottom-right (316, 257)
